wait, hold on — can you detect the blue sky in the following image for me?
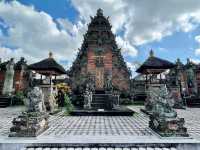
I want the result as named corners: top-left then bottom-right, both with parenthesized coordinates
top-left (1, 0), bottom-right (200, 76)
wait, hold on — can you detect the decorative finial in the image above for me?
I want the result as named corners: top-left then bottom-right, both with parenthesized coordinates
top-left (177, 58), bottom-right (180, 63)
top-left (187, 58), bottom-right (190, 64)
top-left (97, 8), bottom-right (103, 16)
top-left (49, 52), bottom-right (53, 58)
top-left (149, 49), bottom-right (154, 57)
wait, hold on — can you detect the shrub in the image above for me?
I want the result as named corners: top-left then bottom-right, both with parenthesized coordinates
top-left (64, 94), bottom-right (74, 115)
top-left (11, 91), bottom-right (25, 106)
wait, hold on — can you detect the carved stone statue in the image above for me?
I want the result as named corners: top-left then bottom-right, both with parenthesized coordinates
top-left (151, 85), bottom-right (177, 119)
top-left (84, 75), bottom-right (94, 109)
top-left (25, 86), bottom-right (46, 112)
top-left (9, 86), bottom-right (48, 137)
top-left (105, 73), bottom-right (113, 92)
top-left (84, 84), bottom-right (92, 109)
top-left (2, 58), bottom-right (15, 96)
top-left (149, 85), bottom-right (188, 137)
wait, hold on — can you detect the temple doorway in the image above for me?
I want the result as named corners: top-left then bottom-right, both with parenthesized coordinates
top-left (95, 67), bottom-right (104, 90)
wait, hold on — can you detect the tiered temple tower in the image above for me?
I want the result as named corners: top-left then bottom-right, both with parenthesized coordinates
top-left (68, 9), bottom-right (131, 94)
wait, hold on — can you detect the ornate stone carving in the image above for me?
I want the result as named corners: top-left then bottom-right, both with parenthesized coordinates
top-left (9, 86), bottom-right (48, 137)
top-left (84, 85), bottom-right (92, 109)
top-left (2, 58), bottom-right (15, 96)
top-left (148, 85), bottom-right (188, 137)
top-left (105, 73), bottom-right (113, 92)
top-left (84, 75), bottom-right (95, 109)
top-left (25, 87), bottom-right (46, 112)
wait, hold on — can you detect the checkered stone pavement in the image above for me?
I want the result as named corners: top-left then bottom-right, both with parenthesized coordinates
top-left (0, 106), bottom-right (25, 136)
top-left (1, 105), bottom-right (200, 141)
top-left (176, 108), bottom-right (200, 139)
top-left (41, 114), bottom-right (153, 137)
top-left (129, 105), bottom-right (200, 140)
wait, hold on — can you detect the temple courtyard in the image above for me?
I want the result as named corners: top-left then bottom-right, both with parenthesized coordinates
top-left (0, 106), bottom-right (199, 144)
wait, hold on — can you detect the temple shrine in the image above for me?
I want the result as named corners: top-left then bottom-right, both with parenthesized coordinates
top-left (68, 9), bottom-right (131, 110)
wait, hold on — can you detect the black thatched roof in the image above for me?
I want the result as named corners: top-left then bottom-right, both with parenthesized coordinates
top-left (0, 61), bottom-right (9, 71)
top-left (28, 53), bottom-right (66, 75)
top-left (136, 50), bottom-right (175, 74)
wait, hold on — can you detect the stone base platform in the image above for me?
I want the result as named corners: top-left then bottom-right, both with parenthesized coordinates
top-left (9, 112), bottom-right (49, 137)
top-left (140, 108), bottom-right (152, 116)
top-left (71, 106), bottom-right (135, 116)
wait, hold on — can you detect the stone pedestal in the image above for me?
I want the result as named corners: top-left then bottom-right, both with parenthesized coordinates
top-left (149, 115), bottom-right (188, 137)
top-left (9, 112), bottom-right (48, 137)
top-left (40, 85), bottom-right (58, 113)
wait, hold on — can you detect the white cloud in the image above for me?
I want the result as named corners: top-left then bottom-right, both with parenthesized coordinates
top-left (1, 0), bottom-right (200, 73)
top-left (190, 58), bottom-right (200, 64)
top-left (195, 35), bottom-right (200, 43)
top-left (71, 0), bottom-right (200, 46)
top-left (195, 49), bottom-right (200, 56)
top-left (126, 61), bottom-right (141, 77)
top-left (0, 1), bottom-right (85, 68)
top-left (116, 36), bottom-right (138, 57)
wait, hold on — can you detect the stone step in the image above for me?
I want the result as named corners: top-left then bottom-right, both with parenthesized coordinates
top-left (92, 100), bottom-right (105, 104)
top-left (91, 103), bottom-right (106, 108)
top-left (0, 96), bottom-right (11, 108)
top-left (93, 98), bottom-right (105, 101)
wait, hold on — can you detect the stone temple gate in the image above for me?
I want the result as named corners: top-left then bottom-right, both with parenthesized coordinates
top-left (68, 9), bottom-right (131, 110)
top-left (68, 9), bottom-right (131, 94)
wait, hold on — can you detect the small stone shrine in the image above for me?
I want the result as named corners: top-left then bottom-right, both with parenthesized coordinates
top-left (9, 86), bottom-right (48, 137)
top-left (149, 85), bottom-right (188, 137)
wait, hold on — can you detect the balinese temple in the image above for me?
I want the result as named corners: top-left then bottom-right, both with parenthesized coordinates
top-left (136, 50), bottom-right (175, 85)
top-left (0, 57), bottom-right (29, 95)
top-left (68, 9), bottom-right (131, 110)
top-left (28, 52), bottom-right (66, 112)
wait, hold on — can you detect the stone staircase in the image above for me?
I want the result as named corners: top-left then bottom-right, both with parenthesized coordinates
top-left (0, 82), bottom-right (11, 108)
top-left (0, 82), bottom-right (3, 95)
top-left (91, 94), bottom-right (107, 109)
top-left (186, 97), bottom-right (200, 107)
top-left (0, 96), bottom-right (11, 108)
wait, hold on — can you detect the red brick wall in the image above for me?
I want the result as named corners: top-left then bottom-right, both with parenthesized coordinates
top-left (112, 68), bottom-right (130, 91)
top-left (87, 45), bottom-right (112, 74)
top-left (86, 44), bottom-right (130, 92)
top-left (87, 47), bottom-right (96, 73)
top-left (0, 70), bottom-right (28, 94)
top-left (0, 71), bottom-right (5, 94)
top-left (104, 49), bottom-right (112, 72)
top-left (0, 71), bottom-right (5, 82)
top-left (196, 71), bottom-right (200, 94)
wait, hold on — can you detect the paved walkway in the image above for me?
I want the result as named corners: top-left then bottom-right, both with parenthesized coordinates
top-left (42, 115), bottom-right (152, 137)
top-left (0, 106), bottom-right (199, 144)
